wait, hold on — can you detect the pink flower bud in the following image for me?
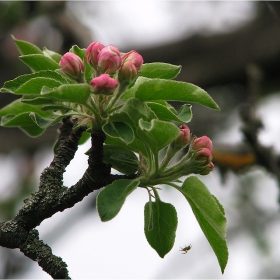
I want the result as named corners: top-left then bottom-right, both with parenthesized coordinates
top-left (200, 162), bottom-right (214, 175)
top-left (121, 50), bottom-right (143, 71)
top-left (191, 136), bottom-right (213, 152)
top-left (59, 52), bottom-right (84, 78)
top-left (118, 61), bottom-right (138, 83)
top-left (178, 124), bottom-right (191, 145)
top-left (86, 41), bottom-right (105, 67)
top-left (97, 45), bottom-right (122, 74)
top-left (170, 124), bottom-right (191, 152)
top-left (193, 148), bottom-right (212, 164)
top-left (90, 74), bottom-right (118, 95)
top-left (118, 50), bottom-right (143, 83)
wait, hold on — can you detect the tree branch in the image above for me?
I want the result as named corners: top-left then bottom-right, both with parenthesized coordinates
top-left (239, 104), bottom-right (280, 202)
top-left (0, 118), bottom-right (135, 278)
top-left (19, 229), bottom-right (69, 279)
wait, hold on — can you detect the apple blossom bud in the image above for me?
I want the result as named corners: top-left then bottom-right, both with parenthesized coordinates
top-left (59, 52), bottom-right (84, 78)
top-left (97, 45), bottom-right (122, 74)
top-left (170, 124), bottom-right (191, 152)
top-left (191, 136), bottom-right (213, 152)
top-left (178, 124), bottom-right (191, 146)
top-left (86, 41), bottom-right (105, 67)
top-left (193, 147), bottom-right (212, 164)
top-left (200, 162), bottom-right (214, 175)
top-left (118, 50), bottom-right (143, 83)
top-left (118, 61), bottom-right (138, 83)
top-left (177, 135), bottom-right (214, 176)
top-left (121, 50), bottom-right (143, 70)
top-left (90, 74), bottom-right (118, 95)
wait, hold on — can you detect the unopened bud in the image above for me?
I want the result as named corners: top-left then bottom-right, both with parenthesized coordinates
top-left (97, 45), bottom-right (122, 74)
top-left (193, 148), bottom-right (212, 165)
top-left (200, 162), bottom-right (214, 175)
top-left (191, 136), bottom-right (213, 152)
top-left (118, 61), bottom-right (138, 83)
top-left (178, 124), bottom-right (191, 146)
top-left (118, 50), bottom-right (143, 83)
top-left (171, 124), bottom-right (191, 151)
top-left (90, 74), bottom-right (118, 95)
top-left (59, 52), bottom-right (84, 78)
top-left (176, 135), bottom-right (214, 176)
top-left (86, 41), bottom-right (105, 67)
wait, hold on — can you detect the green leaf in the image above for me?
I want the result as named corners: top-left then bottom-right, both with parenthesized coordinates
top-left (140, 63), bottom-right (181, 79)
top-left (147, 102), bottom-right (192, 123)
top-left (103, 121), bottom-right (134, 144)
top-left (137, 119), bottom-right (180, 153)
top-left (97, 179), bottom-right (140, 221)
top-left (42, 84), bottom-right (90, 105)
top-left (130, 77), bottom-right (219, 110)
top-left (84, 62), bottom-right (93, 84)
top-left (0, 99), bottom-right (52, 118)
top-left (21, 95), bottom-right (55, 106)
top-left (29, 112), bottom-right (63, 129)
top-left (105, 134), bottom-right (150, 159)
top-left (103, 145), bottom-right (139, 175)
top-left (29, 112), bottom-right (58, 129)
top-left (0, 99), bottom-right (55, 136)
top-left (178, 104), bottom-right (193, 122)
top-left (144, 199), bottom-right (178, 258)
top-left (180, 176), bottom-right (228, 273)
top-left (43, 47), bottom-right (62, 63)
top-left (121, 76), bottom-right (150, 100)
top-left (78, 131), bottom-right (91, 145)
top-left (69, 45), bottom-right (86, 60)
top-left (1, 113), bottom-right (45, 136)
top-left (1, 71), bottom-right (70, 93)
top-left (20, 54), bottom-right (61, 72)
top-left (12, 35), bottom-right (43, 55)
top-left (41, 104), bottom-right (74, 111)
top-left (15, 77), bottom-right (62, 95)
top-left (110, 97), bottom-right (157, 130)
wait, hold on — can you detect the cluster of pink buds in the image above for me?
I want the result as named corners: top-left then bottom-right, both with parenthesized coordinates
top-left (85, 42), bottom-right (143, 80)
top-left (189, 135), bottom-right (214, 175)
top-left (166, 125), bottom-right (214, 176)
top-left (59, 41), bottom-right (143, 97)
top-left (161, 124), bottom-right (214, 177)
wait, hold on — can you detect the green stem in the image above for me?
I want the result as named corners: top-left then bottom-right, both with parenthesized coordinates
top-left (152, 187), bottom-right (160, 201)
top-left (84, 98), bottom-right (98, 116)
top-left (154, 151), bottom-right (159, 176)
top-left (106, 83), bottom-right (128, 111)
top-left (165, 182), bottom-right (181, 191)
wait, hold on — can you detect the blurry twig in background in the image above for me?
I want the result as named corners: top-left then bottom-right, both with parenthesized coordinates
top-left (239, 104), bottom-right (280, 203)
top-left (238, 63), bottom-right (280, 203)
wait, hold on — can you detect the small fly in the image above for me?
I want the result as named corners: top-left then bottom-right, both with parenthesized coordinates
top-left (179, 244), bottom-right (192, 254)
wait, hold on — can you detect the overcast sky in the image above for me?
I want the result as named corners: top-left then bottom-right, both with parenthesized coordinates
top-left (68, 1), bottom-right (256, 49)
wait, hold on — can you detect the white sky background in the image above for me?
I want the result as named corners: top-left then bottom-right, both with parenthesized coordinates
top-left (2, 1), bottom-right (280, 279)
top-left (68, 1), bottom-right (256, 49)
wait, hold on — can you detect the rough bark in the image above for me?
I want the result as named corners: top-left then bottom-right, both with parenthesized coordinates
top-left (0, 118), bottom-right (135, 279)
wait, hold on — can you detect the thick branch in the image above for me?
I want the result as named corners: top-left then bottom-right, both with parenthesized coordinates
top-left (19, 229), bottom-right (69, 279)
top-left (0, 119), bottom-right (135, 279)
